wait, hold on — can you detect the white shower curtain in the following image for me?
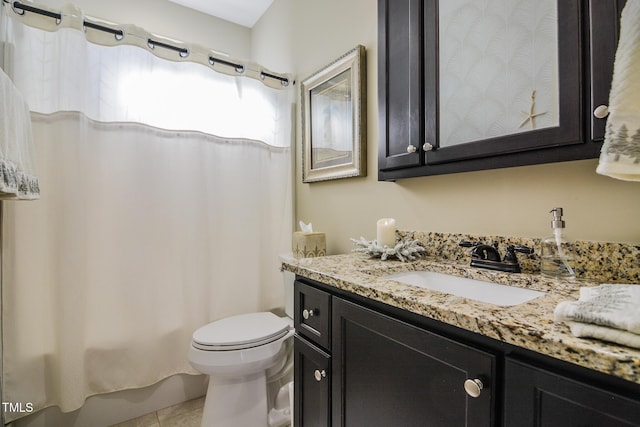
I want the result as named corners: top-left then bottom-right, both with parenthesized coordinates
top-left (1, 7), bottom-right (293, 421)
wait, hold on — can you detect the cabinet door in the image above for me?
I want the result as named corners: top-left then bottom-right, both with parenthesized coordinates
top-left (589, 0), bottom-right (626, 142)
top-left (294, 336), bottom-right (331, 427)
top-left (377, 0), bottom-right (424, 174)
top-left (332, 298), bottom-right (495, 427)
top-left (378, 0), bottom-right (623, 180)
top-left (424, 0), bottom-right (584, 165)
top-left (504, 358), bottom-right (640, 427)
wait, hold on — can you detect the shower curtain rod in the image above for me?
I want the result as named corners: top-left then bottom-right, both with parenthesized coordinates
top-left (2, 0), bottom-right (292, 86)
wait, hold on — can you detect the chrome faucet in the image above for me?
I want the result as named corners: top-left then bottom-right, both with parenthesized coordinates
top-left (459, 241), bottom-right (533, 273)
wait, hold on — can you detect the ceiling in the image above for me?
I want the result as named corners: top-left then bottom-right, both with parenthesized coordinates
top-left (167, 0), bottom-right (274, 28)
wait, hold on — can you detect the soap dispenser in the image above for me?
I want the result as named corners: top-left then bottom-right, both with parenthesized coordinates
top-left (540, 207), bottom-right (576, 280)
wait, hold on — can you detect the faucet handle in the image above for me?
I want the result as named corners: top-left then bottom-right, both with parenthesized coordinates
top-left (513, 245), bottom-right (534, 254)
top-left (460, 241), bottom-right (501, 261)
top-left (503, 245), bottom-right (534, 263)
top-left (507, 245), bottom-right (533, 255)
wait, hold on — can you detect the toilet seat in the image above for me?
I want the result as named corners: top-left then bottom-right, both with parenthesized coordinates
top-left (192, 312), bottom-right (291, 351)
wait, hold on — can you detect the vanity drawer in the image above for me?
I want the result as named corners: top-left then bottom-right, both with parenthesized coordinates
top-left (295, 280), bottom-right (331, 350)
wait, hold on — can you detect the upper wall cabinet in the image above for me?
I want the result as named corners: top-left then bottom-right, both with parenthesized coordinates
top-left (378, 0), bottom-right (626, 181)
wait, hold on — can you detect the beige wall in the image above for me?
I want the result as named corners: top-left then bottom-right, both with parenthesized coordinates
top-left (255, 0), bottom-right (640, 255)
top-left (35, 0), bottom-right (252, 59)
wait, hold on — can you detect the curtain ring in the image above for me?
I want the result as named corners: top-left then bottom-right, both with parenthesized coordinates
top-left (11, 1), bottom-right (25, 15)
top-left (235, 65), bottom-right (245, 74)
top-left (83, 21), bottom-right (125, 41)
top-left (179, 49), bottom-right (189, 59)
top-left (147, 39), bottom-right (155, 50)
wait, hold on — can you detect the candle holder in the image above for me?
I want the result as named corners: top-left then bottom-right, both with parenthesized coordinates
top-left (350, 235), bottom-right (426, 262)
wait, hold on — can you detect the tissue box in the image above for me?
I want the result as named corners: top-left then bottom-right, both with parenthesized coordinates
top-left (292, 232), bottom-right (326, 259)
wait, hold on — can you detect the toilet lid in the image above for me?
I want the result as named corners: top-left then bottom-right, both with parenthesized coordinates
top-left (192, 312), bottom-right (290, 351)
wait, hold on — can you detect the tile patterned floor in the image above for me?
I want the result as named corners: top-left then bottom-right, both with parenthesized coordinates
top-left (111, 397), bottom-right (204, 427)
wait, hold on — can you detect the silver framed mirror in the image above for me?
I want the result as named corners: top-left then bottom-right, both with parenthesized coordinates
top-left (301, 45), bottom-right (366, 183)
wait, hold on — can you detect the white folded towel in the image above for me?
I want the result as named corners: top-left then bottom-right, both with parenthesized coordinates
top-left (0, 67), bottom-right (39, 199)
top-left (555, 284), bottom-right (640, 349)
top-left (564, 321), bottom-right (640, 349)
top-left (555, 284), bottom-right (640, 334)
top-left (596, 0), bottom-right (640, 181)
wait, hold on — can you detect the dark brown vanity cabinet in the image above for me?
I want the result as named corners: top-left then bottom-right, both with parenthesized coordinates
top-left (294, 279), bottom-right (496, 426)
top-left (293, 277), bottom-right (640, 427)
top-left (504, 358), bottom-right (640, 427)
top-left (378, 0), bottom-right (626, 180)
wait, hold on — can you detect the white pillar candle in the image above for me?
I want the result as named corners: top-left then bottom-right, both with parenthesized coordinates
top-left (376, 218), bottom-right (396, 247)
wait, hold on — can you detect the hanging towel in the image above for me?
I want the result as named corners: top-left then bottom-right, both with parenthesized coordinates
top-left (554, 284), bottom-right (640, 348)
top-left (0, 67), bottom-right (40, 199)
top-left (596, 0), bottom-right (640, 181)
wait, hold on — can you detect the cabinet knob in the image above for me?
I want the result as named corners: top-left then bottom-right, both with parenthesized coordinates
top-left (314, 369), bottom-right (327, 382)
top-left (302, 308), bottom-right (315, 320)
top-left (423, 142), bottom-right (434, 151)
top-left (593, 105), bottom-right (609, 119)
top-left (406, 144), bottom-right (417, 154)
top-left (464, 378), bottom-right (484, 398)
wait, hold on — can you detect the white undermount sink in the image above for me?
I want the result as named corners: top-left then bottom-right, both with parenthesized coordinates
top-left (384, 271), bottom-right (545, 307)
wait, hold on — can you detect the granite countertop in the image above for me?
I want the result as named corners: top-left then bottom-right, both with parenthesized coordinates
top-left (282, 253), bottom-right (640, 385)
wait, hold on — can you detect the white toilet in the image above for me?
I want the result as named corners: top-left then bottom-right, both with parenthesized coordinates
top-left (188, 255), bottom-right (296, 427)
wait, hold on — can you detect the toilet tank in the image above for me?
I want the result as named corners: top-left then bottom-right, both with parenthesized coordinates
top-left (279, 253), bottom-right (295, 319)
